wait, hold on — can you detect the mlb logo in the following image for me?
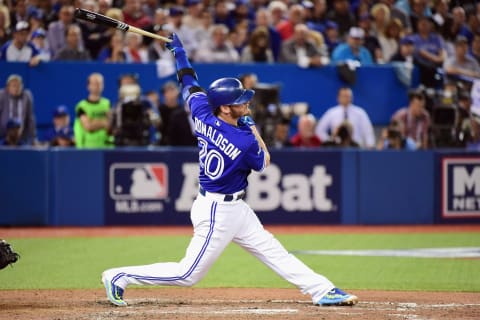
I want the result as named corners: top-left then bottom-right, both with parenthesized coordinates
top-left (442, 157), bottom-right (480, 218)
top-left (109, 163), bottom-right (168, 200)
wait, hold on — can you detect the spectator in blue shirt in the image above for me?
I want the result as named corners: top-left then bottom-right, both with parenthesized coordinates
top-left (331, 26), bottom-right (373, 65)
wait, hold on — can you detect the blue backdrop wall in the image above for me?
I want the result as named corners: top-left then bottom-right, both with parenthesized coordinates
top-left (1, 62), bottom-right (412, 131)
top-left (1, 148), bottom-right (479, 226)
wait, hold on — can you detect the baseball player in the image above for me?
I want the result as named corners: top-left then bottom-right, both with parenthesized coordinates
top-left (101, 33), bottom-right (358, 307)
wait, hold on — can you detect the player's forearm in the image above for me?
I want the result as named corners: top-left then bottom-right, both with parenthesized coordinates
top-left (251, 125), bottom-right (271, 167)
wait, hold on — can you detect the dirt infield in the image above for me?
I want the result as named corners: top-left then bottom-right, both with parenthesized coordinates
top-left (0, 288), bottom-right (479, 320)
top-left (1, 225), bottom-right (479, 319)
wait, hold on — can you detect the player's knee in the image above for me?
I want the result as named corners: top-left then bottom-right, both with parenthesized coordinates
top-left (177, 276), bottom-right (199, 287)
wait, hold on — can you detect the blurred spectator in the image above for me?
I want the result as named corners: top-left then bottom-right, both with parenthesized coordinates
top-left (231, 0), bottom-right (254, 29)
top-left (315, 87), bottom-right (375, 148)
top-left (0, 21), bottom-right (40, 66)
top-left (239, 72), bottom-right (258, 90)
top-left (122, 0), bottom-right (152, 30)
top-left (43, 105), bottom-right (71, 143)
top-left (229, 21), bottom-right (249, 56)
top-left (0, 118), bottom-right (23, 146)
top-left (158, 81), bottom-right (196, 146)
top-left (123, 32), bottom-right (147, 63)
top-left (466, 110), bottom-right (480, 150)
top-left (411, 16), bottom-right (447, 89)
top-left (390, 36), bottom-right (415, 62)
top-left (331, 26), bottom-right (374, 65)
top-left (195, 24), bottom-right (239, 62)
top-left (77, 0), bottom-right (111, 59)
top-left (27, 9), bottom-right (45, 36)
top-left (306, 0), bottom-right (328, 31)
top-left (370, 3), bottom-right (390, 38)
top-left (470, 32), bottom-right (480, 65)
top-left (54, 24), bottom-right (91, 61)
top-left (455, 91), bottom-right (474, 147)
top-left (254, 8), bottom-right (282, 61)
top-left (357, 13), bottom-right (383, 63)
top-left (381, 0), bottom-right (411, 34)
top-left (270, 117), bottom-right (292, 148)
top-left (97, 30), bottom-right (126, 63)
top-left (0, 74), bottom-right (36, 145)
top-left (378, 19), bottom-right (403, 63)
top-left (47, 5), bottom-right (82, 58)
top-left (431, 0), bottom-right (454, 46)
top-left (409, 0), bottom-right (431, 33)
top-left (241, 26), bottom-right (274, 63)
top-left (192, 10), bottom-right (214, 47)
top-left (105, 7), bottom-right (124, 24)
top-left (152, 8), bottom-right (168, 26)
top-left (391, 89), bottom-right (431, 149)
top-left (166, 6), bottom-right (197, 58)
top-left (280, 23), bottom-right (329, 67)
top-left (444, 35), bottom-right (480, 81)
top-left (326, 0), bottom-right (356, 38)
top-left (276, 4), bottom-right (305, 41)
top-left (321, 120), bottom-right (360, 148)
top-left (212, 0), bottom-right (235, 31)
top-left (141, 0), bottom-right (158, 20)
top-left (9, 0), bottom-right (28, 28)
top-left (98, 0), bottom-right (112, 16)
top-left (267, 1), bottom-right (288, 29)
top-left (147, 24), bottom-right (174, 62)
top-left (323, 20), bottom-right (340, 55)
top-left (30, 28), bottom-right (50, 61)
top-left (450, 6), bottom-right (473, 45)
top-left (50, 126), bottom-right (75, 147)
top-left (0, 8), bottom-right (10, 47)
top-left (376, 120), bottom-right (417, 150)
top-left (290, 113), bottom-right (321, 147)
top-left (73, 73), bottom-right (112, 148)
top-left (183, 0), bottom-right (204, 29)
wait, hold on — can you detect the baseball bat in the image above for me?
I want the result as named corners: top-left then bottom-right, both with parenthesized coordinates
top-left (74, 8), bottom-right (172, 42)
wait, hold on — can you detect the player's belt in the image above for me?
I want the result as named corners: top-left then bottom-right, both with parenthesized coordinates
top-left (199, 187), bottom-right (246, 202)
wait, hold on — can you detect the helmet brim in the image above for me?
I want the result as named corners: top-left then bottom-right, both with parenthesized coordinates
top-left (230, 89), bottom-right (255, 106)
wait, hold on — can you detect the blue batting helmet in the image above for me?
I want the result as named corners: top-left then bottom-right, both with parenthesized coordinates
top-left (207, 78), bottom-right (255, 109)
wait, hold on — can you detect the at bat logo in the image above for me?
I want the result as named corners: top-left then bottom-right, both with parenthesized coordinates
top-left (85, 13), bottom-right (96, 20)
top-left (175, 163), bottom-right (335, 212)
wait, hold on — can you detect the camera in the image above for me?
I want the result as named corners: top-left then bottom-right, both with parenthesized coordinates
top-left (113, 84), bottom-right (152, 146)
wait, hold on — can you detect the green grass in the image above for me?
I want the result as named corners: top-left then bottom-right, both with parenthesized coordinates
top-left (1, 233), bottom-right (479, 291)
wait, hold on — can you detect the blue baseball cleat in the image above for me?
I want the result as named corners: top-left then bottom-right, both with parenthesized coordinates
top-left (317, 288), bottom-right (358, 306)
top-left (102, 273), bottom-right (127, 306)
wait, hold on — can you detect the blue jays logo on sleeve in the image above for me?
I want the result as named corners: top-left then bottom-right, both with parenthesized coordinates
top-left (109, 163), bottom-right (168, 200)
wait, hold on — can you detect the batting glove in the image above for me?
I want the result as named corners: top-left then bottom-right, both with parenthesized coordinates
top-left (238, 115), bottom-right (256, 127)
top-left (166, 33), bottom-right (184, 56)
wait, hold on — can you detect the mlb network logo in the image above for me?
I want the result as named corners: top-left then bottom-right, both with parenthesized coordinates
top-left (442, 157), bottom-right (480, 218)
top-left (109, 163), bottom-right (168, 200)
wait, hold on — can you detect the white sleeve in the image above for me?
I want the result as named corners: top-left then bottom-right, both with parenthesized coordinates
top-left (315, 110), bottom-right (332, 141)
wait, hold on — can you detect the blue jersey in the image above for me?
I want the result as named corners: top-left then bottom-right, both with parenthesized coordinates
top-left (187, 92), bottom-right (265, 194)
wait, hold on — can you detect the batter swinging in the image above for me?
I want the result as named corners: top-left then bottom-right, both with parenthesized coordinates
top-left (102, 33), bottom-right (358, 307)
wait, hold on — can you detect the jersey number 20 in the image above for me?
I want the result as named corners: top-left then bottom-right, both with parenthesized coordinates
top-left (198, 137), bottom-right (225, 180)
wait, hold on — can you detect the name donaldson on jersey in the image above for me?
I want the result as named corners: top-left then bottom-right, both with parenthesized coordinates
top-left (194, 117), bottom-right (242, 160)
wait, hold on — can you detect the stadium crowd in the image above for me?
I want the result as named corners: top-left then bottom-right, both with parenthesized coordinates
top-left (0, 0), bottom-right (479, 150)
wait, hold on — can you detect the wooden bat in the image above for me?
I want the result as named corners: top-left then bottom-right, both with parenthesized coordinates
top-left (74, 8), bottom-right (172, 42)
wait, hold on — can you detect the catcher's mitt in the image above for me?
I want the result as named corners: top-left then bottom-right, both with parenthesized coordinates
top-left (0, 239), bottom-right (20, 269)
